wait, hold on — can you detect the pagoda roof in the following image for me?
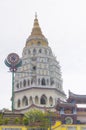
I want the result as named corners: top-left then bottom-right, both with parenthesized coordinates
top-left (67, 91), bottom-right (86, 104)
top-left (14, 103), bottom-right (55, 113)
top-left (55, 98), bottom-right (76, 110)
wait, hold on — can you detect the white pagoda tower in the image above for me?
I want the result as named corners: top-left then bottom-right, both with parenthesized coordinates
top-left (14, 15), bottom-right (66, 113)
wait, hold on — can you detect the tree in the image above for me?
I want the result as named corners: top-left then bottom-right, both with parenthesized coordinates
top-left (23, 109), bottom-right (50, 127)
top-left (3, 118), bottom-right (10, 125)
top-left (0, 114), bottom-right (3, 125)
top-left (14, 117), bottom-right (20, 125)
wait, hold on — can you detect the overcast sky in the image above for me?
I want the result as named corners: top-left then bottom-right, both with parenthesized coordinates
top-left (0, 0), bottom-right (86, 110)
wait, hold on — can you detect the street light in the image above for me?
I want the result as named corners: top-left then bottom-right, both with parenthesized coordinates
top-left (48, 111), bottom-right (52, 130)
top-left (5, 53), bottom-right (22, 112)
top-left (45, 110), bottom-right (52, 130)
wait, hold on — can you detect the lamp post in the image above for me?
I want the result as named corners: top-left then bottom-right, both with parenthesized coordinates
top-left (46, 110), bottom-right (52, 130)
top-left (49, 116), bottom-right (51, 130)
top-left (5, 53), bottom-right (22, 112)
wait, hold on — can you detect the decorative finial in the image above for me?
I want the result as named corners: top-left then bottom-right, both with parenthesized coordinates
top-left (35, 12), bottom-right (37, 19)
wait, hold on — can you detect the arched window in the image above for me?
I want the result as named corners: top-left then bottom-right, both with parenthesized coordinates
top-left (39, 49), bottom-right (42, 53)
top-left (16, 83), bottom-right (19, 89)
top-left (50, 79), bottom-right (54, 85)
top-left (38, 78), bottom-right (40, 85)
top-left (35, 96), bottom-right (39, 104)
top-left (22, 96), bottom-right (28, 106)
top-left (32, 66), bottom-right (36, 71)
top-left (20, 81), bottom-right (22, 88)
top-left (31, 79), bottom-right (33, 85)
top-left (28, 50), bottom-right (31, 54)
top-left (40, 95), bottom-right (47, 105)
top-left (47, 79), bottom-right (49, 85)
top-left (49, 97), bottom-right (53, 106)
top-left (28, 79), bottom-right (30, 86)
top-left (23, 79), bottom-right (26, 87)
top-left (41, 78), bottom-right (46, 85)
top-left (29, 96), bottom-right (33, 104)
top-left (33, 48), bottom-right (36, 54)
top-left (17, 99), bottom-right (21, 108)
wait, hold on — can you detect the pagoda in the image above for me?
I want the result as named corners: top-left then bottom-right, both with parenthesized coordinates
top-left (13, 14), bottom-right (66, 113)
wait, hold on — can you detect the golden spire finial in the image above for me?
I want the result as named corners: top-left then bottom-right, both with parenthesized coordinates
top-left (35, 12), bottom-right (37, 19)
top-left (26, 14), bottom-right (48, 46)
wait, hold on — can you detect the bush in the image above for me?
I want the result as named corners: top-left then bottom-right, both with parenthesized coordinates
top-left (14, 117), bottom-right (20, 124)
top-left (23, 117), bottom-right (28, 125)
top-left (0, 114), bottom-right (3, 125)
top-left (3, 118), bottom-right (10, 125)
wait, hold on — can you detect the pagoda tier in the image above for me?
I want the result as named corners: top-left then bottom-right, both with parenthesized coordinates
top-left (67, 91), bottom-right (86, 104)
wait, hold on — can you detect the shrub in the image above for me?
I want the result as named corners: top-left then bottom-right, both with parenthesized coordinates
top-left (0, 114), bottom-right (3, 125)
top-left (14, 117), bottom-right (20, 124)
top-left (23, 117), bottom-right (28, 125)
top-left (3, 118), bottom-right (10, 125)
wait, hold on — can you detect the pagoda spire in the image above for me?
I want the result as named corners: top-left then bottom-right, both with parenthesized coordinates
top-left (30, 13), bottom-right (44, 37)
top-left (26, 14), bottom-right (48, 46)
top-left (35, 12), bottom-right (37, 19)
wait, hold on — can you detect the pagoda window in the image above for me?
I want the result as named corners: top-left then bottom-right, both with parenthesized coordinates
top-left (23, 79), bottom-right (26, 87)
top-left (39, 49), bottom-right (42, 53)
top-left (29, 96), bottom-right (33, 104)
top-left (32, 57), bottom-right (37, 61)
top-left (22, 96), bottom-right (28, 106)
top-left (32, 66), bottom-right (36, 71)
top-left (40, 95), bottom-right (47, 105)
top-left (28, 79), bottom-right (30, 86)
top-left (51, 79), bottom-right (54, 85)
top-left (16, 83), bottom-right (19, 89)
top-left (32, 77), bottom-right (36, 84)
top-left (20, 81), bottom-right (22, 88)
top-left (17, 99), bottom-right (21, 108)
top-left (33, 48), bottom-right (36, 54)
top-left (41, 78), bottom-right (46, 85)
top-left (35, 96), bottom-right (39, 104)
top-left (31, 79), bottom-right (33, 84)
top-left (47, 79), bottom-right (49, 85)
top-left (28, 50), bottom-right (31, 54)
top-left (38, 78), bottom-right (40, 85)
top-left (49, 97), bottom-right (53, 106)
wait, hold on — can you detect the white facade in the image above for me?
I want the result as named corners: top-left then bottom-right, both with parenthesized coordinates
top-left (14, 16), bottom-right (66, 113)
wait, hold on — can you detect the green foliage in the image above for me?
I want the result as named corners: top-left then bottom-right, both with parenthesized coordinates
top-left (24, 109), bottom-right (50, 127)
top-left (23, 117), bottom-right (29, 125)
top-left (14, 117), bottom-right (20, 124)
top-left (0, 114), bottom-right (3, 125)
top-left (0, 119), bottom-right (3, 125)
top-left (3, 118), bottom-right (10, 125)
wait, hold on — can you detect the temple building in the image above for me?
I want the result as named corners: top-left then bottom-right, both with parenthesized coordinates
top-left (55, 91), bottom-right (86, 124)
top-left (13, 15), bottom-right (66, 113)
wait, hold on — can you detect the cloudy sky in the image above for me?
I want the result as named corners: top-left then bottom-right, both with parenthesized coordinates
top-left (0, 0), bottom-right (86, 110)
